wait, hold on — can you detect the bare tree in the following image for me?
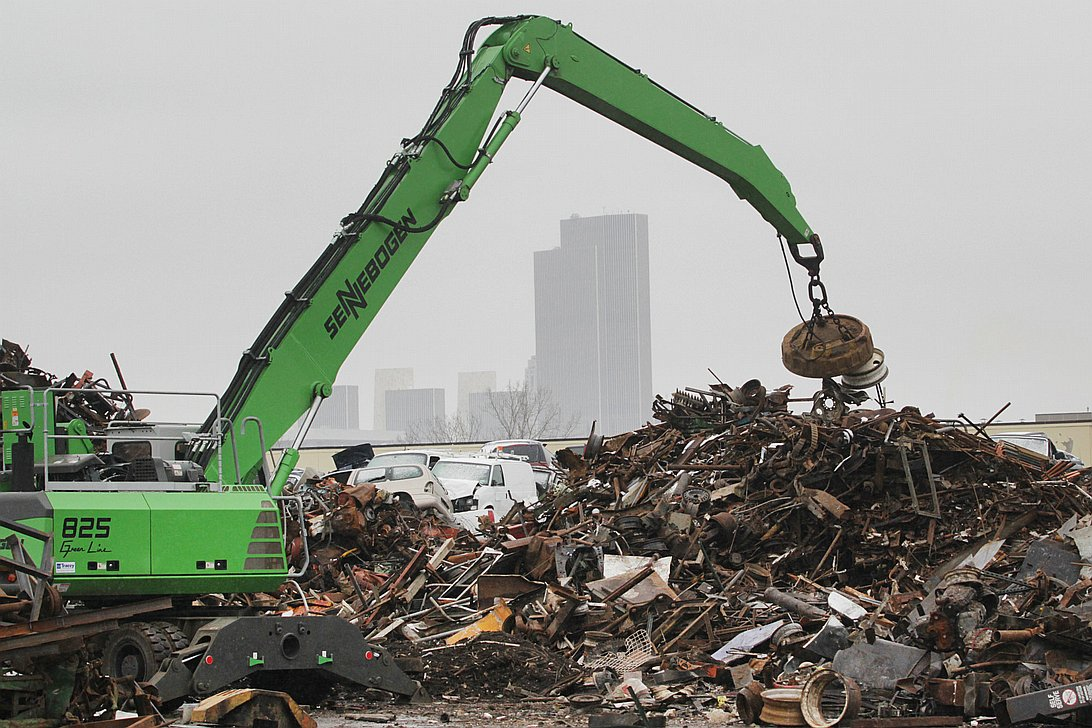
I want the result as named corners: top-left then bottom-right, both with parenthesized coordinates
top-left (486, 381), bottom-right (579, 439)
top-left (401, 411), bottom-right (482, 444)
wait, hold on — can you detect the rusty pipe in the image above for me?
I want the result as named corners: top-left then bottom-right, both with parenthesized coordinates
top-left (0, 600), bottom-right (31, 615)
top-left (992, 626), bottom-right (1043, 643)
top-left (763, 587), bottom-right (827, 621)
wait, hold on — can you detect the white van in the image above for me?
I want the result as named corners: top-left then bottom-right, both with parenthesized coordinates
top-left (431, 457), bottom-right (538, 532)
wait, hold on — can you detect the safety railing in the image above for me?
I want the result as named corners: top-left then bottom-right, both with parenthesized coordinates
top-left (41, 388), bottom-right (225, 492)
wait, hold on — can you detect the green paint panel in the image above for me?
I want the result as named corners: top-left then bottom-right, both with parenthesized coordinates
top-left (22, 491), bottom-right (288, 598)
top-left (49, 492), bottom-right (149, 578)
top-left (146, 491), bottom-right (284, 575)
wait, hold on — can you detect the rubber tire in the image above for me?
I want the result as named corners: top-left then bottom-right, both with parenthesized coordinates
top-left (150, 621), bottom-right (191, 652)
top-left (101, 622), bottom-right (172, 681)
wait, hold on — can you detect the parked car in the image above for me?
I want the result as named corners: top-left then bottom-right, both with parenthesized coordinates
top-left (992, 432), bottom-right (1085, 467)
top-left (432, 457), bottom-right (539, 532)
top-left (479, 439), bottom-right (554, 468)
top-left (365, 449), bottom-right (453, 470)
top-left (325, 463), bottom-right (455, 522)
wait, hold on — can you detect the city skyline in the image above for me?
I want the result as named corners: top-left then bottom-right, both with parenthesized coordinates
top-left (342, 213), bottom-right (656, 438)
top-left (6, 5), bottom-right (1089, 432)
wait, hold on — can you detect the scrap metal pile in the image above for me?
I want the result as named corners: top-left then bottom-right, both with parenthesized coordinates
top-left (0, 339), bottom-right (144, 426)
top-left (280, 378), bottom-right (1092, 724)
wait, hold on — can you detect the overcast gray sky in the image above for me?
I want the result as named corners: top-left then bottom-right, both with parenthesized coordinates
top-left (3, 2), bottom-right (1090, 429)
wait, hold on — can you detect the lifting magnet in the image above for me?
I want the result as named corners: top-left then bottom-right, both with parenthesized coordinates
top-left (781, 314), bottom-right (874, 379)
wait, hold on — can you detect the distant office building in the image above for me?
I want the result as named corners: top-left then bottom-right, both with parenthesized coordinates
top-left (469, 390), bottom-right (504, 440)
top-left (385, 388), bottom-right (445, 434)
top-left (534, 213), bottom-right (653, 436)
top-left (373, 367), bottom-right (413, 429)
top-left (458, 371), bottom-right (496, 418)
top-left (313, 385), bottom-right (359, 430)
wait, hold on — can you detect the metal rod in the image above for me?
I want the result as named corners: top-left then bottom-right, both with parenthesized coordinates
top-left (290, 393), bottom-right (325, 451)
top-left (286, 579), bottom-right (310, 615)
top-left (343, 562), bottom-right (368, 608)
top-left (983, 401), bottom-right (1012, 428)
top-left (109, 352), bottom-right (129, 390)
top-left (108, 352), bottom-right (138, 419)
top-left (515, 66), bottom-right (552, 114)
top-left (957, 413), bottom-right (992, 440)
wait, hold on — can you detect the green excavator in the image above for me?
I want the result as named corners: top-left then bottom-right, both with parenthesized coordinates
top-left (0, 14), bottom-right (879, 719)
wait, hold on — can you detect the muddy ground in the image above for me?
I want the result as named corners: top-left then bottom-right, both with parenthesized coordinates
top-left (311, 699), bottom-right (743, 727)
top-left (302, 634), bottom-right (745, 726)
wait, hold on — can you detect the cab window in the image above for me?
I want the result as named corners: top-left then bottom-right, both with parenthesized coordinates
top-left (389, 465), bottom-right (423, 481)
top-left (351, 467), bottom-right (387, 485)
top-left (112, 441), bottom-right (151, 461)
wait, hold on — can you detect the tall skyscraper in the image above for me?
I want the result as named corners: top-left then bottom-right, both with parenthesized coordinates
top-left (373, 367), bottom-right (413, 429)
top-left (385, 388), bottom-right (445, 434)
top-left (313, 385), bottom-right (359, 430)
top-left (534, 213), bottom-right (653, 436)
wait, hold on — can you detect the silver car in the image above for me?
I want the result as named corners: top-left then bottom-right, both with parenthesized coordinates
top-left (329, 464), bottom-right (456, 522)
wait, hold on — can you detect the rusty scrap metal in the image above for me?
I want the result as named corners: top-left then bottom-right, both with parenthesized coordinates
top-left (799, 669), bottom-right (861, 728)
top-left (44, 370), bottom-right (1081, 723)
top-left (0, 339), bottom-right (143, 429)
top-left (781, 314), bottom-right (875, 379)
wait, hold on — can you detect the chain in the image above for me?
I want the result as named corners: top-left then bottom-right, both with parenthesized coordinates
top-left (805, 273), bottom-right (854, 341)
top-left (807, 275), bottom-right (831, 318)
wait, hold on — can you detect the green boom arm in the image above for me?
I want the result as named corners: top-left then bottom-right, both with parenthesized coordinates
top-left (203, 15), bottom-right (823, 487)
